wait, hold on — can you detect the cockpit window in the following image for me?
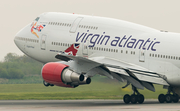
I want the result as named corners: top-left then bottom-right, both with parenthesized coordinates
top-left (35, 17), bottom-right (40, 21)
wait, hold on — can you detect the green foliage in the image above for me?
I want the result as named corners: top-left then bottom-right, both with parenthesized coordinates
top-left (0, 53), bottom-right (42, 79)
top-left (7, 68), bottom-right (24, 79)
top-left (0, 67), bottom-right (8, 78)
top-left (0, 75), bottom-right (43, 84)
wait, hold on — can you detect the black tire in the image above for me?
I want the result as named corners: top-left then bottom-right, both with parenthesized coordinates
top-left (165, 94), bottom-right (173, 103)
top-left (50, 84), bottom-right (54, 86)
top-left (172, 94), bottom-right (179, 103)
top-left (123, 94), bottom-right (131, 104)
top-left (158, 94), bottom-right (165, 103)
top-left (137, 94), bottom-right (144, 104)
top-left (131, 95), bottom-right (138, 104)
top-left (43, 80), bottom-right (50, 87)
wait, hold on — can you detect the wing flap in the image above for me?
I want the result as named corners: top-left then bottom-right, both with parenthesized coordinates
top-left (129, 69), bottom-right (169, 85)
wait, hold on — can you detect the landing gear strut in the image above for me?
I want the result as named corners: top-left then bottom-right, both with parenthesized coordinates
top-left (123, 85), bottom-right (144, 104)
top-left (158, 87), bottom-right (179, 103)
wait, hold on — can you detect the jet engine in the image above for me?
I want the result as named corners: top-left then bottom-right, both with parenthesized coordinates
top-left (41, 62), bottom-right (91, 88)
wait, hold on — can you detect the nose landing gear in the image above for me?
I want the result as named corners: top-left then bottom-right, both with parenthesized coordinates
top-left (43, 80), bottom-right (54, 87)
top-left (123, 85), bottom-right (144, 104)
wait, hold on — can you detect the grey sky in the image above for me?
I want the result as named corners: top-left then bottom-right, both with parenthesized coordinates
top-left (1, 0), bottom-right (180, 61)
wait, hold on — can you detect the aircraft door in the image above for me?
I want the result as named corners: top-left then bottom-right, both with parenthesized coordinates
top-left (23, 39), bottom-right (28, 54)
top-left (82, 39), bottom-right (89, 57)
top-left (24, 45), bottom-right (28, 54)
top-left (139, 47), bottom-right (145, 62)
top-left (41, 34), bottom-right (47, 50)
top-left (69, 17), bottom-right (83, 33)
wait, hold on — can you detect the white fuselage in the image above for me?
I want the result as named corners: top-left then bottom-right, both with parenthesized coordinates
top-left (14, 12), bottom-right (180, 86)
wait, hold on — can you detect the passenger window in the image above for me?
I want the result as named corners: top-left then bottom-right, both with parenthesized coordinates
top-left (142, 53), bottom-right (144, 56)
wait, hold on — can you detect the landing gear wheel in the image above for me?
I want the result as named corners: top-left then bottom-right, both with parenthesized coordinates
top-left (158, 94), bottom-right (165, 103)
top-left (50, 84), bottom-right (54, 86)
top-left (43, 80), bottom-right (50, 87)
top-left (123, 94), bottom-right (131, 104)
top-left (131, 95), bottom-right (138, 104)
top-left (165, 94), bottom-right (172, 103)
top-left (137, 94), bottom-right (144, 104)
top-left (172, 94), bottom-right (179, 103)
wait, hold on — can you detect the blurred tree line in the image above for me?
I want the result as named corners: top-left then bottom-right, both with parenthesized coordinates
top-left (0, 53), bottom-right (42, 79)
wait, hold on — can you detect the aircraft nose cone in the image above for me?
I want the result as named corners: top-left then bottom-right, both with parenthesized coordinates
top-left (14, 35), bottom-right (22, 51)
top-left (14, 30), bottom-right (22, 48)
top-left (14, 36), bottom-right (18, 46)
top-left (14, 23), bottom-right (31, 51)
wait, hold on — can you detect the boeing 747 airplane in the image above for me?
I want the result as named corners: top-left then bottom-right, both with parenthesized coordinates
top-left (14, 12), bottom-right (180, 104)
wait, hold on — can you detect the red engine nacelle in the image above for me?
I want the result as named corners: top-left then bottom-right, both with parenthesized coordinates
top-left (41, 62), bottom-right (84, 88)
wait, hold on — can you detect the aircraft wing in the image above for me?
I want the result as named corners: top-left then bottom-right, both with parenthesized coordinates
top-left (55, 53), bottom-right (169, 91)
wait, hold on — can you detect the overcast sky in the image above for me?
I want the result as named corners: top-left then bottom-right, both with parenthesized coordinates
top-left (1, 0), bottom-right (180, 61)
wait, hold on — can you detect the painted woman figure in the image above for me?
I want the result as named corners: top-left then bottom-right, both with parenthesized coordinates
top-left (31, 22), bottom-right (39, 38)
